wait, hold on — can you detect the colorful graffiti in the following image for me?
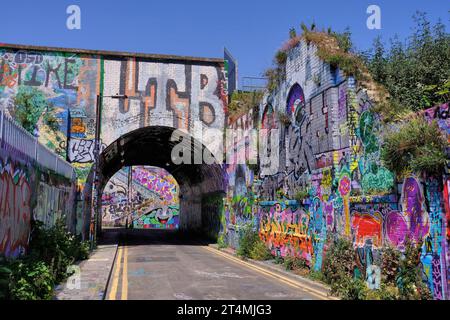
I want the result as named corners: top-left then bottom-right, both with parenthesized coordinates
top-left (221, 37), bottom-right (449, 299)
top-left (134, 205), bottom-right (179, 229)
top-left (102, 166), bottom-right (179, 229)
top-left (259, 202), bottom-right (314, 261)
top-left (0, 158), bottom-right (32, 258)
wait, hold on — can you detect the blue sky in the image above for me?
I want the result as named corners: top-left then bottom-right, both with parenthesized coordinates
top-left (1, 0), bottom-right (448, 88)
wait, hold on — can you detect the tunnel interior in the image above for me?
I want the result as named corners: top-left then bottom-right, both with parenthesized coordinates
top-left (93, 126), bottom-right (226, 239)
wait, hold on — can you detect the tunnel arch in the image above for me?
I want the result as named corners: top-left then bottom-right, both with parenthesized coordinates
top-left (85, 125), bottom-right (226, 238)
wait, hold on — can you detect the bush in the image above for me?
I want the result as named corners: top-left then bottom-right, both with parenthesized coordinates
top-left (9, 260), bottom-right (54, 300)
top-left (284, 256), bottom-right (309, 271)
top-left (217, 236), bottom-right (228, 249)
top-left (28, 219), bottom-right (90, 282)
top-left (249, 239), bottom-right (272, 261)
top-left (365, 283), bottom-right (399, 300)
top-left (381, 245), bottom-right (401, 285)
top-left (273, 256), bottom-right (285, 265)
top-left (396, 237), bottom-right (433, 300)
top-left (330, 274), bottom-right (369, 300)
top-left (308, 270), bottom-right (325, 282)
top-left (381, 117), bottom-right (447, 176)
top-left (0, 257), bottom-right (12, 300)
top-left (237, 225), bottom-right (271, 260)
top-left (0, 218), bottom-right (91, 300)
top-left (322, 237), bottom-right (355, 285)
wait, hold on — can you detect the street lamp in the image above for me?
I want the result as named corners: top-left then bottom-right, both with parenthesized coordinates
top-left (91, 94), bottom-right (128, 248)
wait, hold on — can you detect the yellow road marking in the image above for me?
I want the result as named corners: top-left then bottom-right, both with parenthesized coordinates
top-left (121, 246), bottom-right (128, 300)
top-left (108, 246), bottom-right (123, 300)
top-left (202, 246), bottom-right (337, 300)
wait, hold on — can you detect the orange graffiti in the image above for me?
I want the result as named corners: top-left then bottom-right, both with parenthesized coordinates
top-left (0, 63), bottom-right (18, 88)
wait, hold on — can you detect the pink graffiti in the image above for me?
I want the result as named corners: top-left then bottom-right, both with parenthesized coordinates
top-left (386, 177), bottom-right (429, 247)
top-left (339, 175), bottom-right (351, 196)
top-left (133, 168), bottom-right (177, 202)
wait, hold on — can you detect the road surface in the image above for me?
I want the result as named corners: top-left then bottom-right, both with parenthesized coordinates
top-left (105, 229), bottom-right (328, 300)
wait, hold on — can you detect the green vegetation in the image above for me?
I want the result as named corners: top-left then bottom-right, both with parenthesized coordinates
top-left (236, 225), bottom-right (272, 260)
top-left (228, 90), bottom-right (264, 120)
top-left (284, 256), bottom-right (309, 272)
top-left (363, 12), bottom-right (450, 116)
top-left (8, 260), bottom-right (55, 300)
top-left (322, 237), bottom-right (355, 286)
top-left (12, 86), bottom-right (60, 134)
top-left (319, 237), bottom-right (432, 300)
top-left (294, 189), bottom-right (309, 204)
top-left (217, 236), bottom-right (228, 249)
top-left (381, 117), bottom-right (447, 176)
top-left (13, 86), bottom-right (49, 134)
top-left (0, 219), bottom-right (90, 300)
top-left (277, 111), bottom-right (291, 126)
top-left (395, 238), bottom-right (433, 300)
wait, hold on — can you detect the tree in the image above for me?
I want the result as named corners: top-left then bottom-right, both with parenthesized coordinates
top-left (364, 12), bottom-right (450, 112)
top-left (12, 86), bottom-right (59, 135)
top-left (13, 86), bottom-right (48, 134)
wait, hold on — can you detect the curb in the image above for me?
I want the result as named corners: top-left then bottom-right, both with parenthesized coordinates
top-left (207, 244), bottom-right (339, 300)
top-left (102, 243), bottom-right (120, 300)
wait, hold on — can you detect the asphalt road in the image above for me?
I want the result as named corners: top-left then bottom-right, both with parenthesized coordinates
top-left (105, 229), bottom-right (326, 300)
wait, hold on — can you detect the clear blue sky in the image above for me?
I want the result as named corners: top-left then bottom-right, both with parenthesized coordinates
top-left (1, 0), bottom-right (448, 88)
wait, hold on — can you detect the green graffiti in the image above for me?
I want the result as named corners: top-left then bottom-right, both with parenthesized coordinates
top-left (359, 111), bottom-right (379, 154)
top-left (358, 110), bottom-right (395, 194)
top-left (361, 166), bottom-right (395, 194)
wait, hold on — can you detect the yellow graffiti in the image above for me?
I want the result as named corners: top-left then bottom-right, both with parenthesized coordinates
top-left (344, 197), bottom-right (350, 237)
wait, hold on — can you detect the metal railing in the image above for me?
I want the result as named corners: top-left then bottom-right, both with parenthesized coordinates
top-left (0, 110), bottom-right (76, 180)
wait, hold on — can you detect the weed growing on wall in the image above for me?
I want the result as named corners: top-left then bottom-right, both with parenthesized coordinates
top-left (294, 189), bottom-right (309, 204)
top-left (381, 117), bottom-right (447, 176)
top-left (228, 91), bottom-right (263, 120)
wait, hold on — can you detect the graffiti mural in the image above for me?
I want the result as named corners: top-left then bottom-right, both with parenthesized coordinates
top-left (220, 37), bottom-right (449, 299)
top-left (0, 49), bottom-right (99, 159)
top-left (101, 58), bottom-right (227, 147)
top-left (0, 157), bottom-right (32, 258)
top-left (102, 166), bottom-right (179, 229)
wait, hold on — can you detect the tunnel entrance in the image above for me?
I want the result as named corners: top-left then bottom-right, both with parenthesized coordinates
top-left (89, 126), bottom-right (226, 240)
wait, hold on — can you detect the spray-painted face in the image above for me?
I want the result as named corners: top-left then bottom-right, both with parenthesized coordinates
top-left (154, 205), bottom-right (174, 225)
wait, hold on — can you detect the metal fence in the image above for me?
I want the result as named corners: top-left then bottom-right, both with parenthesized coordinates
top-left (0, 110), bottom-right (76, 180)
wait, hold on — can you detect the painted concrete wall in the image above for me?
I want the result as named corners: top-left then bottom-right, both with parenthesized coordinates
top-left (222, 40), bottom-right (449, 300)
top-left (0, 142), bottom-right (76, 258)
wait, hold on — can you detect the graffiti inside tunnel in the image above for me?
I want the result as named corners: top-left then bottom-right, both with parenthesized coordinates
top-left (102, 166), bottom-right (179, 229)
